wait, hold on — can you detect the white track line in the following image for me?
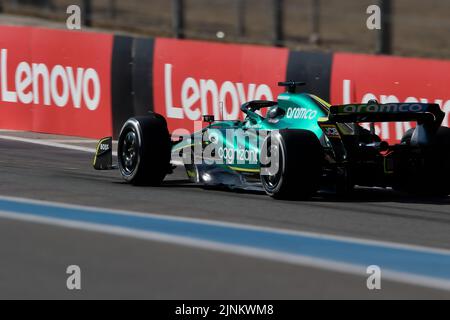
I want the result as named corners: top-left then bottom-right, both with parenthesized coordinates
top-left (0, 134), bottom-right (118, 156)
top-left (3, 134), bottom-right (448, 256)
top-left (0, 133), bottom-right (186, 165)
top-left (0, 136), bottom-right (450, 291)
top-left (2, 194), bottom-right (450, 256)
top-left (0, 196), bottom-right (450, 291)
top-left (2, 209), bottom-right (450, 292)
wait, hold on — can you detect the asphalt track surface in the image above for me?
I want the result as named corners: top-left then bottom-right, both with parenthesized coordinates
top-left (0, 132), bottom-right (450, 299)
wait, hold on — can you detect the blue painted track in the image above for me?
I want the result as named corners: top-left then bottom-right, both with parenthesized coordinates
top-left (0, 197), bottom-right (449, 283)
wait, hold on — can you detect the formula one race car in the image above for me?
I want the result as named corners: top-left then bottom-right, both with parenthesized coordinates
top-left (94, 81), bottom-right (450, 199)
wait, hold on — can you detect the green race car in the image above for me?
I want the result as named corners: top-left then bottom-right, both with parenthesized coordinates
top-left (94, 81), bottom-right (450, 199)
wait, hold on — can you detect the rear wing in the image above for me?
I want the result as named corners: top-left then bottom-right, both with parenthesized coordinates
top-left (329, 103), bottom-right (445, 126)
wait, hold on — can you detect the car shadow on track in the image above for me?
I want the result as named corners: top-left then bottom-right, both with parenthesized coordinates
top-left (315, 188), bottom-right (450, 205)
top-left (159, 179), bottom-right (450, 205)
top-left (162, 179), bottom-right (265, 195)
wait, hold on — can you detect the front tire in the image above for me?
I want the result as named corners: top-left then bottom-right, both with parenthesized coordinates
top-left (118, 114), bottom-right (171, 186)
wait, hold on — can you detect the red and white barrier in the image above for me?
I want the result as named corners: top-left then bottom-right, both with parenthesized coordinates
top-left (0, 25), bottom-right (449, 144)
top-left (153, 38), bottom-right (289, 133)
top-left (0, 26), bottom-right (113, 138)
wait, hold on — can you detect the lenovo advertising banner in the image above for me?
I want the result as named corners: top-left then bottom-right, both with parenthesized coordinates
top-left (153, 38), bottom-right (289, 133)
top-left (331, 53), bottom-right (450, 143)
top-left (0, 25), bottom-right (113, 138)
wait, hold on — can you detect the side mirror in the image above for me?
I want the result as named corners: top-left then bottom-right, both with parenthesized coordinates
top-left (203, 115), bottom-right (215, 124)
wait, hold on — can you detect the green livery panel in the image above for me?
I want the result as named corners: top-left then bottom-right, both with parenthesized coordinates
top-left (172, 91), bottom-right (329, 174)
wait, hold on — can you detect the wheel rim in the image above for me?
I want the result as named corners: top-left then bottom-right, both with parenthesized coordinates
top-left (121, 131), bottom-right (138, 174)
top-left (261, 140), bottom-right (283, 190)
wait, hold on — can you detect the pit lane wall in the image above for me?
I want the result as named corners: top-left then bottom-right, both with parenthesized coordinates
top-left (1, 24), bottom-right (450, 143)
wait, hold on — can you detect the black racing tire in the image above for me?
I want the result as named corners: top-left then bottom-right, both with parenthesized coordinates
top-left (399, 126), bottom-right (450, 196)
top-left (260, 129), bottom-right (323, 200)
top-left (118, 113), bottom-right (171, 186)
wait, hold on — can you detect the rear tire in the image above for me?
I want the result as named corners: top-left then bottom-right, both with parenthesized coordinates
top-left (118, 114), bottom-right (171, 186)
top-left (399, 126), bottom-right (450, 196)
top-left (260, 130), bottom-right (323, 200)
